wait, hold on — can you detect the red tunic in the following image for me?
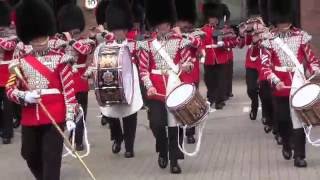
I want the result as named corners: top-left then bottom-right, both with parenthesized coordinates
top-left (138, 32), bottom-right (201, 101)
top-left (260, 28), bottom-right (319, 97)
top-left (6, 43), bottom-right (78, 126)
top-left (201, 24), bottom-right (238, 65)
top-left (0, 36), bottom-right (17, 87)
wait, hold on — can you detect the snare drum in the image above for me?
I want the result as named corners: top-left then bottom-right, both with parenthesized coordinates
top-left (291, 83), bottom-right (320, 126)
top-left (93, 44), bottom-right (133, 106)
top-left (166, 84), bottom-right (209, 127)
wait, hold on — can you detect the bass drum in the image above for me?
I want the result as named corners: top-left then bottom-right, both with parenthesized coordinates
top-left (93, 44), bottom-right (133, 107)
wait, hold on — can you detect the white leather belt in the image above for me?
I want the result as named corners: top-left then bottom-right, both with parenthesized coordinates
top-left (0, 60), bottom-right (13, 65)
top-left (73, 64), bottom-right (86, 69)
top-left (151, 69), bottom-right (168, 75)
top-left (39, 88), bottom-right (61, 96)
top-left (274, 66), bottom-right (296, 72)
top-left (205, 44), bottom-right (218, 49)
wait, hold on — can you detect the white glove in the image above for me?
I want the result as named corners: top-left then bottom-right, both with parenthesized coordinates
top-left (24, 90), bottom-right (40, 104)
top-left (66, 120), bottom-right (76, 131)
top-left (217, 41), bottom-right (225, 47)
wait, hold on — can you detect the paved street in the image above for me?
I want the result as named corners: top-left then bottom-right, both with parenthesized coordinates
top-left (1, 80), bottom-right (320, 180)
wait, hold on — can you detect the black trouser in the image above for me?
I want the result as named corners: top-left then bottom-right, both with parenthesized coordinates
top-left (246, 68), bottom-right (259, 112)
top-left (148, 100), bottom-right (184, 161)
top-left (0, 87), bottom-right (13, 139)
top-left (204, 64), bottom-right (226, 104)
top-left (74, 92), bottom-right (88, 146)
top-left (105, 113), bottom-right (137, 152)
top-left (273, 96), bottom-right (306, 159)
top-left (225, 60), bottom-right (233, 97)
top-left (259, 80), bottom-right (273, 126)
top-left (21, 124), bottom-right (64, 180)
top-left (13, 103), bottom-right (22, 121)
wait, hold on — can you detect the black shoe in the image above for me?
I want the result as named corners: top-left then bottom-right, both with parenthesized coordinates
top-left (249, 109), bottom-right (258, 120)
top-left (264, 126), bottom-right (272, 134)
top-left (282, 147), bottom-right (292, 160)
top-left (101, 116), bottom-right (108, 126)
top-left (261, 117), bottom-right (267, 125)
top-left (215, 103), bottom-right (224, 110)
top-left (13, 118), bottom-right (20, 128)
top-left (158, 154), bottom-right (168, 169)
top-left (294, 157), bottom-right (307, 168)
top-left (2, 138), bottom-right (11, 144)
top-left (275, 135), bottom-right (283, 145)
top-left (76, 144), bottom-right (84, 151)
top-left (112, 140), bottom-right (122, 154)
top-left (187, 136), bottom-right (196, 144)
top-left (124, 151), bottom-right (134, 158)
top-left (170, 161), bottom-right (181, 174)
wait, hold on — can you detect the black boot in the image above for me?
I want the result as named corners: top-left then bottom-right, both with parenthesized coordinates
top-left (282, 146), bottom-right (292, 160)
top-left (112, 140), bottom-right (122, 154)
top-left (124, 151), bottom-right (134, 158)
top-left (249, 108), bottom-right (258, 120)
top-left (170, 160), bottom-right (181, 174)
top-left (294, 157), bottom-right (307, 168)
top-left (2, 138), bottom-right (11, 144)
top-left (101, 116), bottom-right (108, 126)
top-left (158, 153), bottom-right (168, 169)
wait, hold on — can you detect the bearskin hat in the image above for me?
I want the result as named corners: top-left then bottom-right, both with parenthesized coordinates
top-left (175, 0), bottom-right (197, 24)
top-left (132, 0), bottom-right (144, 23)
top-left (0, 1), bottom-right (11, 27)
top-left (95, 0), bottom-right (109, 25)
top-left (57, 4), bottom-right (85, 33)
top-left (15, 0), bottom-right (56, 44)
top-left (247, 0), bottom-right (260, 16)
top-left (203, 2), bottom-right (224, 20)
top-left (145, 0), bottom-right (177, 27)
top-left (270, 0), bottom-right (294, 25)
top-left (106, 0), bottom-right (133, 31)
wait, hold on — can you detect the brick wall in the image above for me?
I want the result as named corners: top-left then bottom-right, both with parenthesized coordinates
top-left (301, 0), bottom-right (320, 55)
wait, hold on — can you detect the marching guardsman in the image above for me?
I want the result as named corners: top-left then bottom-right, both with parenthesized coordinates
top-left (260, 0), bottom-right (320, 167)
top-left (240, 0), bottom-right (261, 121)
top-left (6, 0), bottom-right (79, 179)
top-left (174, 0), bottom-right (204, 144)
top-left (0, 0), bottom-right (17, 144)
top-left (97, 0), bottom-right (143, 158)
top-left (56, 3), bottom-right (96, 151)
top-left (201, 2), bottom-right (237, 110)
top-left (139, 0), bottom-right (201, 174)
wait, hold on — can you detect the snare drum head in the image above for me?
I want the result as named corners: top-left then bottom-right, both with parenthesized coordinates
top-left (166, 84), bottom-right (195, 108)
top-left (119, 46), bottom-right (134, 104)
top-left (292, 84), bottom-right (320, 108)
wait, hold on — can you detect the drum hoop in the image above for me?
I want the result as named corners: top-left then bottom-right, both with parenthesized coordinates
top-left (165, 83), bottom-right (196, 110)
top-left (291, 83), bottom-right (320, 110)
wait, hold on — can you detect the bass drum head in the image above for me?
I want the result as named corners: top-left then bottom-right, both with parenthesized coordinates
top-left (119, 46), bottom-right (134, 104)
top-left (166, 84), bottom-right (194, 108)
top-left (292, 83), bottom-right (320, 108)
